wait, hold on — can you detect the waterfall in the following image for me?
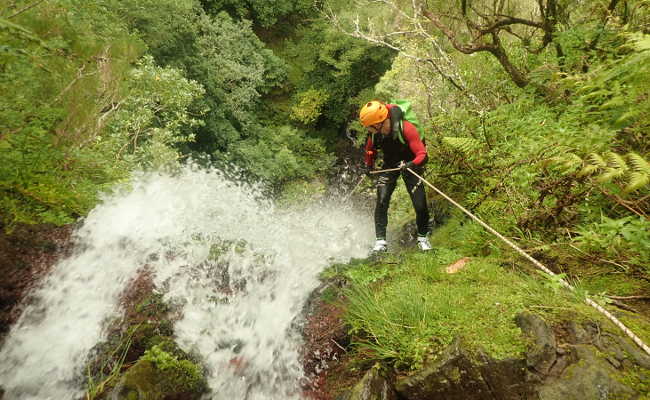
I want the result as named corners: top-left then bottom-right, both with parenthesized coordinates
top-left (0, 165), bottom-right (372, 399)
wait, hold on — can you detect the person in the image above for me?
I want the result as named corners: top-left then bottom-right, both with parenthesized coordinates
top-left (359, 100), bottom-right (432, 252)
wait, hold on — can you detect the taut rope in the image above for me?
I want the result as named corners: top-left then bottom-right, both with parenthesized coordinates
top-left (393, 166), bottom-right (650, 356)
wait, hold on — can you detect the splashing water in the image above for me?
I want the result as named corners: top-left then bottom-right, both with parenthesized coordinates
top-left (0, 166), bottom-right (373, 399)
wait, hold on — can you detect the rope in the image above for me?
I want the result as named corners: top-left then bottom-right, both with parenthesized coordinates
top-left (405, 167), bottom-right (650, 357)
top-left (369, 167), bottom-right (401, 174)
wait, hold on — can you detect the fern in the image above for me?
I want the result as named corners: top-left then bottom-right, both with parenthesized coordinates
top-left (628, 32), bottom-right (650, 52)
top-left (626, 152), bottom-right (650, 192)
top-left (442, 136), bottom-right (482, 155)
top-left (556, 153), bottom-right (583, 173)
top-left (628, 152), bottom-right (650, 174)
top-left (578, 153), bottom-right (606, 176)
top-left (596, 152), bottom-right (628, 183)
top-left (571, 151), bottom-right (650, 192)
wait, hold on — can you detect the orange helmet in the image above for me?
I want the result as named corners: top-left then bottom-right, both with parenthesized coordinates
top-left (359, 101), bottom-right (388, 127)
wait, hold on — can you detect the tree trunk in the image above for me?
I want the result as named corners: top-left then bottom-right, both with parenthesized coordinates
top-left (488, 35), bottom-right (530, 88)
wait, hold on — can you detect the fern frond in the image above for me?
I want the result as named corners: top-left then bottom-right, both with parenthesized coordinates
top-left (563, 153), bottom-right (583, 167)
top-left (579, 153), bottom-right (605, 176)
top-left (579, 164), bottom-right (600, 177)
top-left (628, 32), bottom-right (650, 52)
top-left (605, 152), bottom-right (629, 171)
top-left (578, 151), bottom-right (649, 190)
top-left (627, 152), bottom-right (650, 175)
top-left (595, 152), bottom-right (628, 183)
top-left (588, 153), bottom-right (607, 168)
top-left (555, 153), bottom-right (583, 174)
top-left (625, 172), bottom-right (650, 193)
top-left (442, 137), bottom-right (482, 155)
top-left (597, 167), bottom-right (626, 183)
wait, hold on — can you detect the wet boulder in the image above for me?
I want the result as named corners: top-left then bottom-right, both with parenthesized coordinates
top-left (110, 344), bottom-right (206, 400)
top-left (339, 363), bottom-right (398, 400)
top-left (533, 318), bottom-right (649, 400)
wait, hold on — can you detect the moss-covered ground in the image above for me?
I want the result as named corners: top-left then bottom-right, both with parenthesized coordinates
top-left (321, 215), bottom-right (650, 373)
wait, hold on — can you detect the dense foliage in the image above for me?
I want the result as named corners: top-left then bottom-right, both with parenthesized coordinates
top-left (0, 1), bottom-right (202, 228)
top-left (2, 0), bottom-right (646, 285)
top-left (335, 0), bottom-right (650, 279)
top-left (0, 0), bottom-right (390, 229)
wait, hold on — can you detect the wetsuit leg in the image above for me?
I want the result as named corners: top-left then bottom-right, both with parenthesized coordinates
top-left (374, 171), bottom-right (399, 240)
top-left (403, 168), bottom-right (430, 236)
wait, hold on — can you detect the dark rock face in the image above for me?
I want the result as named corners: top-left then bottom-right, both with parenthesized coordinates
top-left (515, 312), bottom-right (557, 375)
top-left (538, 345), bottom-right (636, 400)
top-left (566, 320), bottom-right (650, 370)
top-left (395, 337), bottom-right (534, 400)
top-left (0, 224), bottom-right (73, 341)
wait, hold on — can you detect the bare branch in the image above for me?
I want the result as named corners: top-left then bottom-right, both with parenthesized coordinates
top-left (483, 16), bottom-right (544, 33)
top-left (421, 9), bottom-right (496, 54)
top-left (325, 0), bottom-right (483, 106)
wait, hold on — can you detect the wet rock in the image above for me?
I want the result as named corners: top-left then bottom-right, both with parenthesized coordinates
top-left (515, 312), bottom-right (556, 375)
top-left (566, 320), bottom-right (650, 369)
top-left (395, 337), bottom-right (533, 400)
top-left (341, 363), bottom-right (397, 400)
top-left (566, 320), bottom-right (597, 344)
top-left (0, 224), bottom-right (73, 341)
top-left (109, 346), bottom-right (206, 400)
top-left (538, 345), bottom-right (636, 400)
top-left (601, 333), bottom-right (650, 370)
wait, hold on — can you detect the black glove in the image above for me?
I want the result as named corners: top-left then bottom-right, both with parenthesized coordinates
top-left (400, 161), bottom-right (415, 171)
top-left (363, 165), bottom-right (375, 177)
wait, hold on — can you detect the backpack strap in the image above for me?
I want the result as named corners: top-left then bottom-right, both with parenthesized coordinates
top-left (388, 105), bottom-right (406, 144)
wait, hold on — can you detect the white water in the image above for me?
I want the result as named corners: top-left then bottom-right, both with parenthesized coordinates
top-left (0, 166), bottom-right (372, 399)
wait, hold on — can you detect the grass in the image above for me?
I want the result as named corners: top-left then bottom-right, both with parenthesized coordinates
top-left (332, 219), bottom-right (601, 371)
top-left (86, 334), bottom-right (133, 400)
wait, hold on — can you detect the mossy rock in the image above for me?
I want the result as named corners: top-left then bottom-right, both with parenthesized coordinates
top-left (124, 322), bottom-right (174, 363)
top-left (538, 345), bottom-right (637, 400)
top-left (111, 346), bottom-right (206, 400)
top-left (395, 337), bottom-right (533, 400)
top-left (344, 363), bottom-right (397, 400)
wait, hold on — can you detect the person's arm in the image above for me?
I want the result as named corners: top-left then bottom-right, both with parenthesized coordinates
top-left (402, 121), bottom-right (427, 166)
top-left (364, 134), bottom-right (376, 167)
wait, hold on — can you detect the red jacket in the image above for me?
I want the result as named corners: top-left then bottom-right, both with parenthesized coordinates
top-left (364, 104), bottom-right (427, 168)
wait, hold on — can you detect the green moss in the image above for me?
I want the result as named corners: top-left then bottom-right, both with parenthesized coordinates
top-left (611, 310), bottom-right (650, 349)
top-left (143, 345), bottom-right (203, 385)
top-left (577, 273), bottom-right (644, 297)
top-left (618, 366), bottom-right (650, 395)
top-left (127, 322), bottom-right (174, 355)
top-left (320, 285), bottom-right (340, 304)
top-left (135, 292), bottom-right (169, 316)
top-left (119, 345), bottom-right (206, 399)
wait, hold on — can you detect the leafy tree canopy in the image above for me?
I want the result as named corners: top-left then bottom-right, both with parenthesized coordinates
top-left (200, 0), bottom-right (312, 27)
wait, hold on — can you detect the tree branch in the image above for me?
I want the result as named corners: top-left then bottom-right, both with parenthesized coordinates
top-left (7, 0), bottom-right (48, 19)
top-left (482, 15), bottom-right (545, 33)
top-left (421, 9), bottom-right (496, 54)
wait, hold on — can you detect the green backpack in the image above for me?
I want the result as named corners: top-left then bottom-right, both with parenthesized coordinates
top-left (390, 99), bottom-right (424, 144)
